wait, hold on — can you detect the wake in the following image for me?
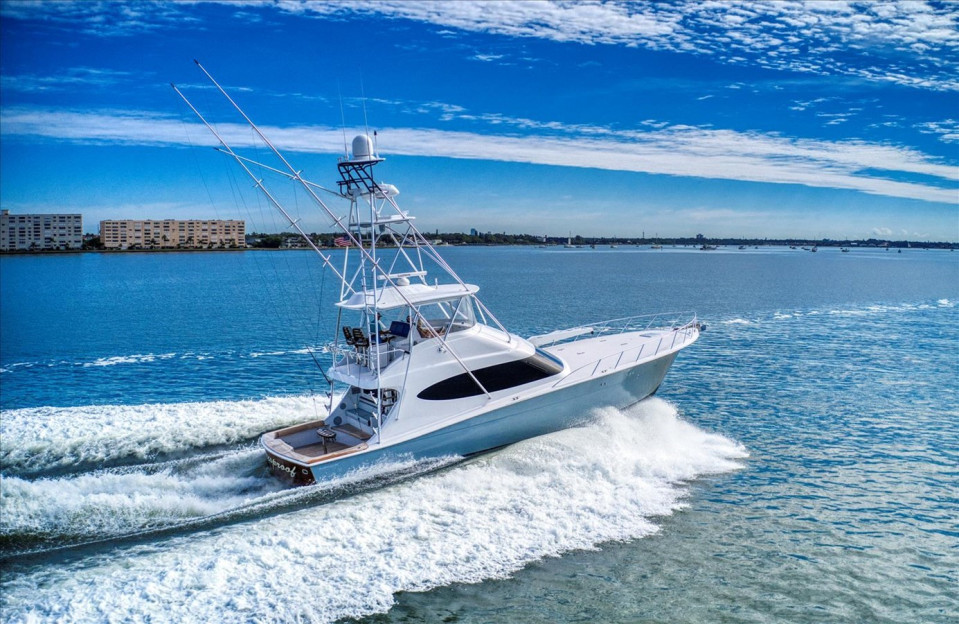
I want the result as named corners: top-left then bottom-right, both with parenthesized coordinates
top-left (1, 443), bottom-right (463, 559)
top-left (1, 398), bottom-right (747, 624)
top-left (0, 394), bottom-right (330, 477)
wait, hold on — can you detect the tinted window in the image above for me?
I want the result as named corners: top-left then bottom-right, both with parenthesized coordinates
top-left (417, 352), bottom-right (563, 400)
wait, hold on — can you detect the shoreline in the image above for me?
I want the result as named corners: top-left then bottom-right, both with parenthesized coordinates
top-left (2, 241), bottom-right (957, 256)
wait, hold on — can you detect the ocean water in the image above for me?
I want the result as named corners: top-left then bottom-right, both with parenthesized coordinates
top-left (1, 246), bottom-right (956, 623)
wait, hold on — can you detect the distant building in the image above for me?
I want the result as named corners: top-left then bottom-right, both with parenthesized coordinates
top-left (99, 219), bottom-right (245, 250)
top-left (470, 228), bottom-right (478, 236)
top-left (0, 210), bottom-right (83, 251)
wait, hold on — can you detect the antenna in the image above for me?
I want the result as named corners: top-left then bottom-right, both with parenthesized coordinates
top-left (337, 81), bottom-right (348, 158)
top-left (360, 74), bottom-right (370, 139)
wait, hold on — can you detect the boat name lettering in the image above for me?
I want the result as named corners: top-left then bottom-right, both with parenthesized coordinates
top-left (267, 455), bottom-right (300, 478)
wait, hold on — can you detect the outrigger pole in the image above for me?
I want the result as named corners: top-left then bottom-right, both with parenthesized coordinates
top-left (176, 61), bottom-right (495, 405)
top-left (171, 83), bottom-right (352, 291)
top-left (189, 61), bottom-right (369, 259)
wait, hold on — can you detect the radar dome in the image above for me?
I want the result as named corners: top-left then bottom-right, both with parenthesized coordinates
top-left (351, 135), bottom-right (374, 161)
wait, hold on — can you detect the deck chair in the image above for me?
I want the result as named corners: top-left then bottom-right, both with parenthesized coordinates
top-left (342, 326), bottom-right (355, 345)
top-left (351, 327), bottom-right (370, 348)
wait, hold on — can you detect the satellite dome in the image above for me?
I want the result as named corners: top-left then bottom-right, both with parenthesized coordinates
top-left (351, 135), bottom-right (374, 161)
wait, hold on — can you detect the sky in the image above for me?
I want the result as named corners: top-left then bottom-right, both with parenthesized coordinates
top-left (1, 1), bottom-right (957, 241)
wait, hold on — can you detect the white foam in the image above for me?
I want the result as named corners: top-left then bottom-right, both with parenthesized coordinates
top-left (1, 452), bottom-right (461, 547)
top-left (0, 361), bottom-right (39, 372)
top-left (0, 394), bottom-right (333, 474)
top-left (722, 318), bottom-right (752, 325)
top-left (83, 353), bottom-right (177, 368)
top-left (249, 346), bottom-right (320, 358)
top-left (0, 399), bottom-right (747, 623)
top-left (249, 351), bottom-right (286, 358)
top-left (0, 346), bottom-right (321, 372)
top-left (817, 301), bottom-right (940, 318)
top-left (0, 449), bottom-right (283, 541)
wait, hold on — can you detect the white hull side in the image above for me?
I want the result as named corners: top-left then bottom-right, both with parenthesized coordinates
top-left (304, 350), bottom-right (678, 482)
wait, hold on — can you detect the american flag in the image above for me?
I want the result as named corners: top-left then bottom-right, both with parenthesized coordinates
top-left (334, 236), bottom-right (351, 247)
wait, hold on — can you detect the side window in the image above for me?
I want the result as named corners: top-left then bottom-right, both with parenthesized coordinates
top-left (417, 353), bottom-right (563, 400)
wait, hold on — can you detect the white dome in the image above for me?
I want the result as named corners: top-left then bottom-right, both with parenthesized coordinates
top-left (351, 135), bottom-right (374, 161)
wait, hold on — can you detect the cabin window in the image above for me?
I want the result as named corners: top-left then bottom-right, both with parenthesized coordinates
top-left (417, 351), bottom-right (563, 400)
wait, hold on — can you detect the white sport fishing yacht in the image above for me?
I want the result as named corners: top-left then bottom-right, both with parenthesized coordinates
top-left (175, 63), bottom-right (701, 485)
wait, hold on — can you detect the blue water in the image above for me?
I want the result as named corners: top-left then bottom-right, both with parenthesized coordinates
top-left (1, 246), bottom-right (957, 623)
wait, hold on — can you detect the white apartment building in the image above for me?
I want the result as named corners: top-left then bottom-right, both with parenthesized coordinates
top-left (0, 210), bottom-right (83, 251)
top-left (99, 219), bottom-right (246, 250)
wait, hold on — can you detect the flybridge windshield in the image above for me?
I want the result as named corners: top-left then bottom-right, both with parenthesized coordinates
top-left (416, 296), bottom-right (476, 337)
top-left (347, 296), bottom-right (477, 345)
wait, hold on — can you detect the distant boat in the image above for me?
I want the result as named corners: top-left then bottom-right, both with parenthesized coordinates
top-left (811, 246), bottom-right (818, 252)
top-left (790, 246), bottom-right (797, 250)
top-left (651, 244), bottom-right (662, 250)
top-left (738, 245), bottom-right (747, 250)
top-left (700, 245), bottom-right (718, 251)
top-left (609, 245), bottom-right (618, 249)
top-left (564, 232), bottom-right (575, 249)
top-left (841, 248), bottom-right (849, 253)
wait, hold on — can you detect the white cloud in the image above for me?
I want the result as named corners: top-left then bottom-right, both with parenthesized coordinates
top-left (4, 2), bottom-right (956, 90)
top-left (0, 67), bottom-right (137, 93)
top-left (2, 106), bottom-right (956, 205)
top-left (471, 53), bottom-right (504, 62)
top-left (873, 226), bottom-right (893, 236)
top-left (915, 119), bottom-right (959, 143)
top-left (0, 0), bottom-right (200, 36)
top-left (283, 0), bottom-right (959, 91)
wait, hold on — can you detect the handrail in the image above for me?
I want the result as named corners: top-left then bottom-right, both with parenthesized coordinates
top-left (531, 311), bottom-right (698, 348)
top-left (329, 342), bottom-right (407, 372)
top-left (551, 320), bottom-right (700, 388)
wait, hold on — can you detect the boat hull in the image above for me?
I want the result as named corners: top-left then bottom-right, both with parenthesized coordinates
top-left (269, 350), bottom-right (678, 484)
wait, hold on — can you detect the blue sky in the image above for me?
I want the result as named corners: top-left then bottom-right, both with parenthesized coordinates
top-left (1, 1), bottom-right (957, 241)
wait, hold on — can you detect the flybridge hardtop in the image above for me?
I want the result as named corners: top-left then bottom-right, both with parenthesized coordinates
top-left (175, 62), bottom-right (701, 485)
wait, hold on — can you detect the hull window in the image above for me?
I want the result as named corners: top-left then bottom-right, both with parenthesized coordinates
top-left (417, 352), bottom-right (563, 400)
